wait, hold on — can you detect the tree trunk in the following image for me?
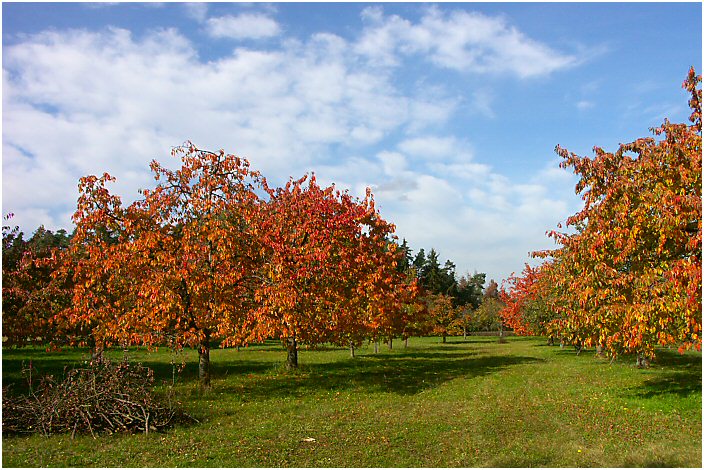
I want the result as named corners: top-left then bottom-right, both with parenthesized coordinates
top-left (636, 354), bottom-right (650, 368)
top-left (595, 344), bottom-right (604, 357)
top-left (463, 327), bottom-right (467, 340)
top-left (89, 336), bottom-right (104, 363)
top-left (349, 341), bottom-right (355, 358)
top-left (498, 325), bottom-right (506, 343)
top-left (374, 340), bottom-right (379, 354)
top-left (199, 330), bottom-right (211, 388)
top-left (286, 337), bottom-right (298, 369)
top-left (388, 338), bottom-right (393, 350)
top-left (404, 337), bottom-right (409, 348)
top-left (442, 335), bottom-right (446, 343)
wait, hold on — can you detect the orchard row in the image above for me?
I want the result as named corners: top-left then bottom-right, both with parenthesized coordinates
top-left (3, 146), bottom-right (500, 386)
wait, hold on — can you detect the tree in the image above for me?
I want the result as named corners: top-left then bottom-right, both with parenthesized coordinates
top-left (60, 144), bottom-right (263, 386)
top-left (418, 248), bottom-right (457, 296)
top-left (535, 68), bottom-right (702, 365)
top-left (2, 217), bottom-right (73, 347)
top-left (426, 293), bottom-right (459, 343)
top-left (484, 279), bottom-right (499, 300)
top-left (412, 248), bottom-right (426, 273)
top-left (500, 263), bottom-right (555, 340)
top-left (250, 174), bottom-right (406, 367)
top-left (455, 272), bottom-right (485, 309)
top-left (472, 297), bottom-right (505, 333)
top-left (453, 272), bottom-right (486, 338)
top-left (396, 238), bottom-right (413, 272)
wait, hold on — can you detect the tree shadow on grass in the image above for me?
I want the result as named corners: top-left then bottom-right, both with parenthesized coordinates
top-left (626, 349), bottom-right (702, 400)
top-left (2, 353), bottom-right (93, 393)
top-left (3, 344), bottom-right (544, 402)
top-left (218, 352), bottom-right (544, 401)
top-left (1, 348), bottom-right (273, 395)
top-left (633, 369), bottom-right (702, 399)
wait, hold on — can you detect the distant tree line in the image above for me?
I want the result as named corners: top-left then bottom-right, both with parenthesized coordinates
top-left (395, 240), bottom-right (505, 342)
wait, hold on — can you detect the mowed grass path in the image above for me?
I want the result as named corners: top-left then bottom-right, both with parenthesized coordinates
top-left (2, 336), bottom-right (701, 467)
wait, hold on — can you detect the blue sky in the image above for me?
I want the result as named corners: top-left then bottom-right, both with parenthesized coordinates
top-left (2, 2), bottom-right (702, 284)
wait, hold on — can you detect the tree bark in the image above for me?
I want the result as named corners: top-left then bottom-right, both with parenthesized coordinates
top-left (463, 327), bottom-right (467, 340)
top-left (349, 341), bottom-right (355, 358)
top-left (286, 337), bottom-right (298, 369)
top-left (374, 340), bottom-right (379, 354)
top-left (388, 338), bottom-right (393, 350)
top-left (442, 335), bottom-right (446, 343)
top-left (636, 354), bottom-right (650, 368)
top-left (89, 336), bottom-right (104, 362)
top-left (404, 337), bottom-right (409, 348)
top-left (199, 330), bottom-right (211, 388)
top-left (595, 344), bottom-right (604, 357)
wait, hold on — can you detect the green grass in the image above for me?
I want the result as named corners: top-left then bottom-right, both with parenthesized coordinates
top-left (2, 336), bottom-right (702, 467)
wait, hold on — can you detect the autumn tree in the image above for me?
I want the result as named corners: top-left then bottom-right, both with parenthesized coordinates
top-left (249, 174), bottom-right (407, 367)
top-left (535, 68), bottom-right (702, 366)
top-left (484, 279), bottom-right (499, 300)
top-left (500, 263), bottom-right (556, 341)
top-left (472, 296), bottom-right (505, 333)
top-left (60, 144), bottom-right (264, 386)
top-left (426, 293), bottom-right (460, 343)
top-left (2, 216), bottom-right (73, 347)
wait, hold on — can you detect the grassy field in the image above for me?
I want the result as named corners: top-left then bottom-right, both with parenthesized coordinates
top-left (2, 336), bottom-right (702, 467)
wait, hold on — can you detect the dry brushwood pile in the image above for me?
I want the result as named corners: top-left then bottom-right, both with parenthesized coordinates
top-left (2, 358), bottom-right (195, 437)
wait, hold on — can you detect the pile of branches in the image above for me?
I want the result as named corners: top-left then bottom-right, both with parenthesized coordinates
top-left (2, 358), bottom-right (195, 437)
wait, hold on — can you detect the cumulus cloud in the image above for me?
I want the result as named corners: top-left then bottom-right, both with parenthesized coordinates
top-left (205, 13), bottom-right (281, 40)
top-left (2, 6), bottom-right (582, 282)
top-left (356, 6), bottom-right (577, 77)
top-left (398, 136), bottom-right (471, 161)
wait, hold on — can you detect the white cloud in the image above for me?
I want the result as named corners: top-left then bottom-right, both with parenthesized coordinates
top-left (183, 3), bottom-right (208, 22)
top-left (357, 6), bottom-right (577, 77)
top-left (398, 136), bottom-right (472, 161)
top-left (2, 26), bottom-right (416, 226)
top-left (2, 7), bottom-right (582, 283)
top-left (206, 13), bottom-right (281, 40)
top-left (576, 100), bottom-right (594, 110)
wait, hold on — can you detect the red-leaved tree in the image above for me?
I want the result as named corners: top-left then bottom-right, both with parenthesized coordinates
top-left (533, 68), bottom-right (702, 366)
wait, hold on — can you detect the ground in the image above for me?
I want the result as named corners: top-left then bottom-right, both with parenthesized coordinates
top-left (2, 336), bottom-right (702, 467)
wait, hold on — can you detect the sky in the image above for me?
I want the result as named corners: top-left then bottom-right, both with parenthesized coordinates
top-left (2, 2), bottom-right (702, 284)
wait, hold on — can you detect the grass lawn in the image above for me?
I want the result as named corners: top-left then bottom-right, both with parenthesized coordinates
top-left (2, 336), bottom-right (702, 467)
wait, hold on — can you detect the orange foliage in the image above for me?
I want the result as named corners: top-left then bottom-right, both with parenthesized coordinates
top-left (534, 68), bottom-right (702, 360)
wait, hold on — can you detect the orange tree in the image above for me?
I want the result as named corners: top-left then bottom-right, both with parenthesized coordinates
top-left (499, 264), bottom-right (544, 337)
top-left (51, 144), bottom-right (418, 378)
top-left (248, 175), bottom-right (409, 367)
top-left (534, 68), bottom-right (702, 366)
top-left (59, 144), bottom-right (263, 386)
top-left (426, 293), bottom-right (459, 343)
